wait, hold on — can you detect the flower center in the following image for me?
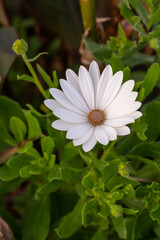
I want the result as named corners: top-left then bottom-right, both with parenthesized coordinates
top-left (88, 109), bottom-right (105, 126)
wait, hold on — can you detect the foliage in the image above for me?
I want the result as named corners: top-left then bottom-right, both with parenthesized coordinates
top-left (1, 0), bottom-right (160, 239)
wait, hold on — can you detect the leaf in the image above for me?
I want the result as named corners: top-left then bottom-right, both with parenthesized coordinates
top-left (24, 147), bottom-right (41, 159)
top-left (123, 208), bottom-right (138, 215)
top-left (37, 180), bottom-right (65, 195)
top-left (0, 96), bottom-right (25, 129)
top-left (0, 119), bottom-right (15, 146)
top-left (7, 155), bottom-right (33, 169)
top-left (111, 53), bottom-right (124, 73)
top-left (0, 165), bottom-right (19, 181)
top-left (142, 101), bottom-right (160, 140)
top-left (10, 117), bottom-right (27, 143)
top-left (148, 5), bottom-right (160, 28)
top-left (82, 172), bottom-right (94, 190)
top-left (41, 136), bottom-right (55, 159)
top-left (123, 66), bottom-right (131, 83)
top-left (53, 70), bottom-right (59, 88)
top-left (112, 216), bottom-right (127, 239)
top-left (141, 63), bottom-right (160, 100)
top-left (24, 111), bottom-right (41, 140)
top-left (61, 142), bottom-right (78, 166)
top-left (17, 74), bottom-right (34, 83)
top-left (129, 0), bottom-right (148, 26)
top-left (37, 63), bottom-right (53, 88)
top-left (22, 196), bottom-right (50, 240)
top-left (91, 230), bottom-right (107, 240)
top-left (131, 142), bottom-right (160, 159)
top-left (56, 198), bottom-right (85, 239)
top-left (134, 120), bottom-right (148, 141)
top-left (123, 52), bottom-right (154, 67)
top-left (82, 198), bottom-right (97, 226)
top-left (131, 209), bottom-right (153, 240)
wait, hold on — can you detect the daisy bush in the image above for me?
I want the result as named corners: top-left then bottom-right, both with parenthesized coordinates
top-left (1, 1), bottom-right (160, 239)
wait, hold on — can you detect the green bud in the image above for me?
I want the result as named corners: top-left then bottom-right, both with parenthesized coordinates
top-left (12, 39), bottom-right (28, 55)
top-left (118, 162), bottom-right (129, 177)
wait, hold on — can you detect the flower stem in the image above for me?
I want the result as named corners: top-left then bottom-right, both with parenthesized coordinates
top-left (79, 0), bottom-right (97, 41)
top-left (22, 53), bottom-right (47, 99)
top-left (126, 176), bottom-right (160, 183)
top-left (100, 140), bottom-right (117, 161)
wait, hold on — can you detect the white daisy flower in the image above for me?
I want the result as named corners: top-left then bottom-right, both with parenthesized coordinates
top-left (44, 61), bottom-right (142, 152)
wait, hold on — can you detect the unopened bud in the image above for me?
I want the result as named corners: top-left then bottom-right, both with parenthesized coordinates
top-left (12, 39), bottom-right (28, 55)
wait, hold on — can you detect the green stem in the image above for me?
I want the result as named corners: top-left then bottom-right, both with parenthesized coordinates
top-left (79, 0), bottom-right (97, 41)
top-left (22, 53), bottom-right (47, 99)
top-left (100, 140), bottom-right (117, 161)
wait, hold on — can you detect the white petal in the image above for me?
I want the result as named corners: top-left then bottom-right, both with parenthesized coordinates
top-left (44, 99), bottom-right (61, 111)
top-left (73, 126), bottom-right (94, 146)
top-left (104, 116), bottom-right (134, 127)
top-left (53, 107), bottom-right (87, 123)
top-left (89, 61), bottom-right (100, 92)
top-left (66, 123), bottom-right (91, 139)
top-left (96, 65), bottom-right (113, 108)
top-left (66, 69), bottom-right (80, 92)
top-left (95, 126), bottom-right (109, 145)
top-left (115, 126), bottom-right (130, 136)
top-left (78, 66), bottom-right (95, 109)
top-left (100, 71), bottom-right (123, 110)
top-left (82, 131), bottom-right (97, 152)
top-left (60, 79), bottom-right (89, 113)
top-left (129, 111), bottom-right (142, 119)
top-left (52, 120), bottom-right (76, 131)
top-left (107, 92), bottom-right (138, 111)
top-left (120, 80), bottom-right (135, 94)
top-left (49, 88), bottom-right (85, 115)
top-left (101, 125), bottom-right (117, 141)
top-left (106, 102), bottom-right (142, 119)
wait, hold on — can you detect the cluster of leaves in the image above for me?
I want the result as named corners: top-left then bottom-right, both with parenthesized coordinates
top-left (1, 0), bottom-right (160, 239)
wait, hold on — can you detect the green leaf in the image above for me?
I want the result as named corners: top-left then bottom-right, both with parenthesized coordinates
top-left (123, 52), bottom-right (154, 67)
top-left (24, 147), bottom-right (41, 159)
top-left (41, 136), bottom-right (55, 159)
top-left (134, 120), bottom-right (148, 141)
top-left (53, 70), bottom-right (59, 88)
top-left (148, 5), bottom-right (160, 28)
top-left (37, 180), bottom-right (66, 195)
top-left (24, 111), bottom-right (41, 140)
top-left (22, 196), bottom-right (50, 240)
top-left (0, 96), bottom-right (25, 129)
top-left (82, 198), bottom-right (97, 226)
top-left (129, 0), bottom-right (148, 26)
top-left (0, 165), bottom-right (19, 181)
top-left (61, 142), bottom-right (78, 166)
top-left (142, 101), bottom-right (160, 140)
top-left (131, 142), bottom-right (160, 159)
top-left (0, 119), bottom-right (15, 146)
top-left (10, 117), bottom-right (27, 143)
top-left (7, 155), bottom-right (33, 169)
top-left (141, 63), bottom-right (160, 100)
top-left (28, 52), bottom-right (48, 62)
top-left (82, 172), bottom-right (94, 190)
top-left (111, 53), bottom-right (124, 73)
top-left (56, 198), bottom-right (85, 239)
top-left (112, 216), bottom-right (127, 239)
top-left (123, 66), bottom-right (131, 83)
top-left (150, 205), bottom-right (160, 224)
top-left (17, 74), bottom-right (34, 83)
top-left (131, 209), bottom-right (153, 240)
top-left (37, 63), bottom-right (53, 88)
top-left (137, 87), bottom-right (145, 102)
top-left (91, 230), bottom-right (107, 240)
top-left (123, 208), bottom-right (139, 215)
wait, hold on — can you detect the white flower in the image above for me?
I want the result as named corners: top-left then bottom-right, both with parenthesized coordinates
top-left (44, 61), bottom-right (142, 152)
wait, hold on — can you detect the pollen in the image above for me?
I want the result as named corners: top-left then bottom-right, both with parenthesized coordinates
top-left (88, 109), bottom-right (105, 126)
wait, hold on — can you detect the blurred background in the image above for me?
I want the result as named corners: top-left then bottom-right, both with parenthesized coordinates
top-left (0, 0), bottom-right (122, 108)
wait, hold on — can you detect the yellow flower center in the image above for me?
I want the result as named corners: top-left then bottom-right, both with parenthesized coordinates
top-left (88, 109), bottom-right (105, 126)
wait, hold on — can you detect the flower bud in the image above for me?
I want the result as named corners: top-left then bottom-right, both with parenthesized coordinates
top-left (12, 39), bottom-right (28, 55)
